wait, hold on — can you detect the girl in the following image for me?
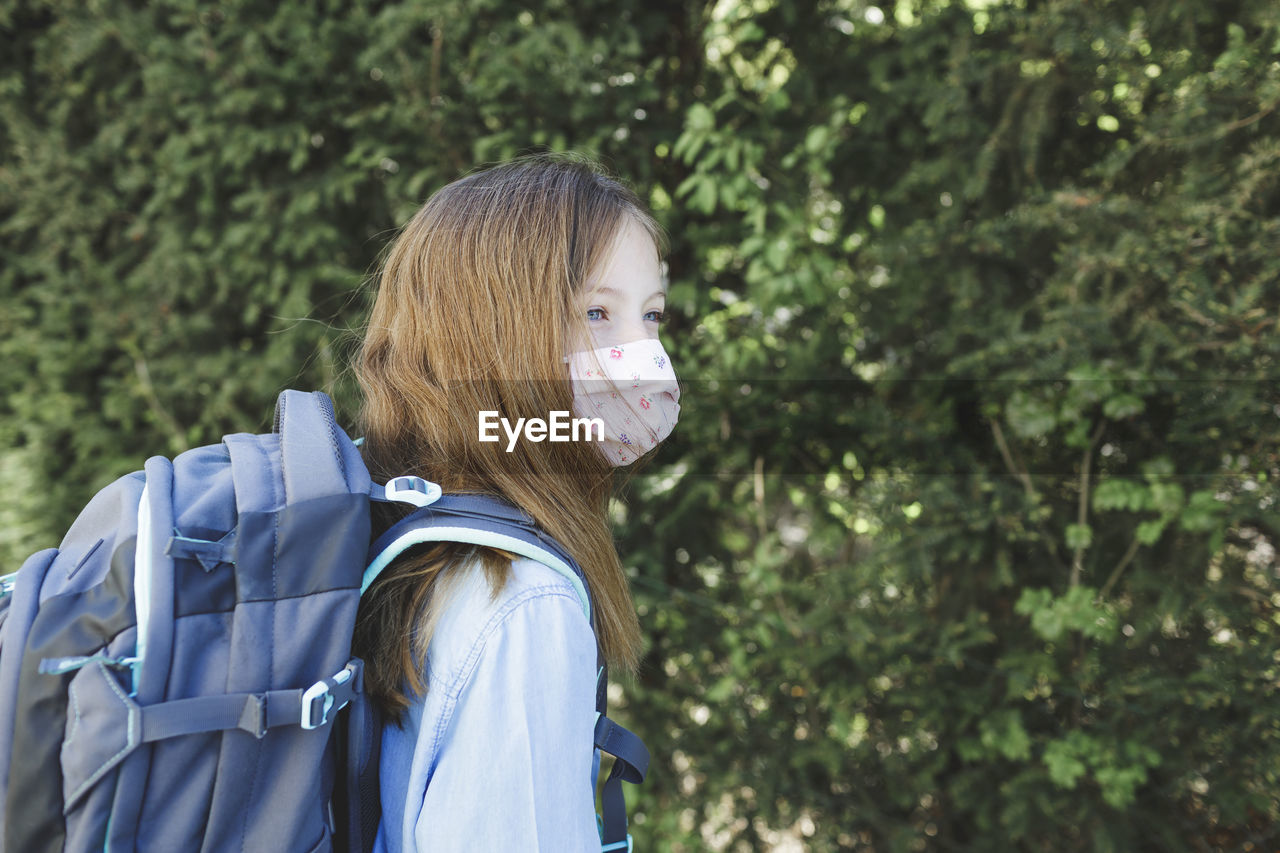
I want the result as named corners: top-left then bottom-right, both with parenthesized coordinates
top-left (352, 153), bottom-right (680, 851)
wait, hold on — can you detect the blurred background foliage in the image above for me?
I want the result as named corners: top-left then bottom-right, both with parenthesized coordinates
top-left (2, 0), bottom-right (1278, 849)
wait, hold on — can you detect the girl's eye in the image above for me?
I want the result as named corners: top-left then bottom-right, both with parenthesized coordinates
top-left (587, 307), bottom-right (606, 321)
top-left (644, 309), bottom-right (666, 324)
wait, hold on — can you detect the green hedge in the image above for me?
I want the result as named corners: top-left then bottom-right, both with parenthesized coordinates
top-left (3, 1), bottom-right (1277, 849)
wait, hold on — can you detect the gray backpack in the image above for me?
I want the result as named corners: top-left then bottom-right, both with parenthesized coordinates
top-left (0, 390), bottom-right (647, 852)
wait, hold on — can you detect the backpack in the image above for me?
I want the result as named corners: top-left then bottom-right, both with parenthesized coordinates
top-left (0, 389), bottom-right (648, 853)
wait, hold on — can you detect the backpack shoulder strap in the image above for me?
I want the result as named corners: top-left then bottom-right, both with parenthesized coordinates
top-left (363, 488), bottom-right (649, 851)
top-left (363, 497), bottom-right (591, 622)
top-left (595, 715), bottom-right (649, 852)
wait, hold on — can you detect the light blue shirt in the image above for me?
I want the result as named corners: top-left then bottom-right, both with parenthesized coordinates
top-left (373, 557), bottom-right (602, 852)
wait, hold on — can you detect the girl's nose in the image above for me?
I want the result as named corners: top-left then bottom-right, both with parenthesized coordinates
top-left (621, 320), bottom-right (655, 344)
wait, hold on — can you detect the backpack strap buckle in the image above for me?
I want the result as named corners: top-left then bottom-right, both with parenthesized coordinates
top-left (372, 476), bottom-right (442, 508)
top-left (300, 660), bottom-right (362, 730)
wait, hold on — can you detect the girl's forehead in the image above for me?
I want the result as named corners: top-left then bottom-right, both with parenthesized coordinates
top-left (584, 220), bottom-right (663, 296)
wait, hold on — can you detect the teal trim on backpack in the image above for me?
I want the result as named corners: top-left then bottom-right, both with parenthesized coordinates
top-left (132, 484), bottom-right (152, 697)
top-left (361, 526), bottom-right (591, 621)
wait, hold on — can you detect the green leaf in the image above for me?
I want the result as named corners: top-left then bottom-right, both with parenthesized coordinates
top-left (686, 102), bottom-right (715, 133)
top-left (980, 709), bottom-right (1032, 761)
top-left (1178, 489), bottom-right (1224, 532)
top-left (1044, 739), bottom-right (1088, 789)
top-left (1135, 518), bottom-right (1167, 545)
top-left (1148, 481), bottom-right (1185, 515)
top-left (1093, 479), bottom-right (1149, 512)
top-left (1102, 393), bottom-right (1144, 419)
top-left (692, 179), bottom-right (717, 215)
top-left (1065, 522), bottom-right (1092, 550)
top-left (805, 125), bottom-right (830, 154)
top-left (1006, 392), bottom-right (1058, 439)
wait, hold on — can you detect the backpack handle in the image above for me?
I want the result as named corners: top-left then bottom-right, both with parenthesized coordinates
top-left (274, 390), bottom-right (371, 502)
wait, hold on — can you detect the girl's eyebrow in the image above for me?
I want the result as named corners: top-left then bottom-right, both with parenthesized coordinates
top-left (590, 286), bottom-right (667, 300)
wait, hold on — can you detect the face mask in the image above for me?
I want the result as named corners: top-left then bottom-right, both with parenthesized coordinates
top-left (566, 338), bottom-right (681, 466)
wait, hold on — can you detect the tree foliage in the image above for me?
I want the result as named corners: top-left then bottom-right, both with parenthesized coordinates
top-left (3, 0), bottom-right (1278, 850)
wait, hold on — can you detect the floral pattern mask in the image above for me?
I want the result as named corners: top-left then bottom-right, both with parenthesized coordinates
top-left (566, 338), bottom-right (681, 466)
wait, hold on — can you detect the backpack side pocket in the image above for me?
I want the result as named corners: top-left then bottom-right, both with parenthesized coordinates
top-left (60, 658), bottom-right (144, 851)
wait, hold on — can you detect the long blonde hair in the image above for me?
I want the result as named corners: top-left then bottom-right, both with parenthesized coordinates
top-left (352, 153), bottom-right (666, 720)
